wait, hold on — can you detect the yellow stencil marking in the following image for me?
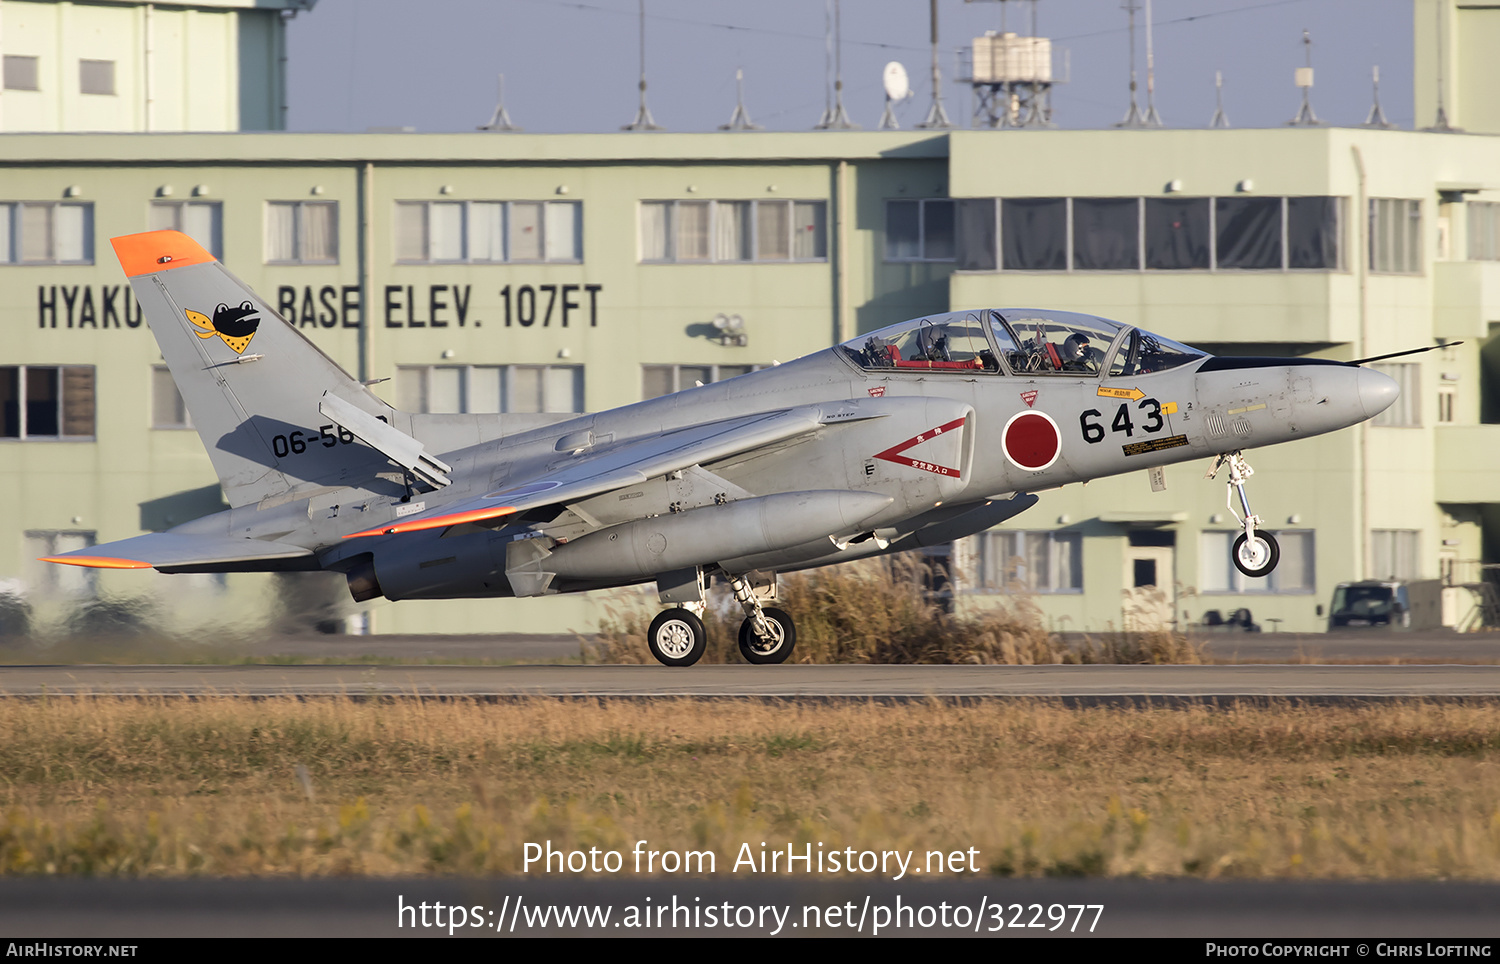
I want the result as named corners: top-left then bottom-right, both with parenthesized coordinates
top-left (1097, 386), bottom-right (1145, 401)
top-left (1226, 403), bottom-right (1267, 415)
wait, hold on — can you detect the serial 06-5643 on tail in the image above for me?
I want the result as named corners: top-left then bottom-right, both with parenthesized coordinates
top-left (43, 230), bottom-right (1403, 666)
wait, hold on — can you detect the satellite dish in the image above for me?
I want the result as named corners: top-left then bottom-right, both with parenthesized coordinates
top-left (883, 62), bottom-right (911, 102)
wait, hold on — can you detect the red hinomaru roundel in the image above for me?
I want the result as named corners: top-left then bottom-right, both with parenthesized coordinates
top-left (1002, 410), bottom-right (1061, 471)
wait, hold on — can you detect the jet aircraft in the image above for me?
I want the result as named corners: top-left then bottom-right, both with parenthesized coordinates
top-left (44, 230), bottom-right (1403, 666)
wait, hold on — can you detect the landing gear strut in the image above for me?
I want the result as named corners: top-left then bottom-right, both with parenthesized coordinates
top-left (1206, 450), bottom-right (1280, 578)
top-left (727, 573), bottom-right (796, 665)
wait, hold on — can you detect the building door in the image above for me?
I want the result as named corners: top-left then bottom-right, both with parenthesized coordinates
top-left (1123, 537), bottom-right (1175, 632)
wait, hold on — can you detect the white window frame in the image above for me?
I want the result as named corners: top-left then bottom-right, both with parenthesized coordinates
top-left (150, 200), bottom-right (223, 259)
top-left (25, 530), bottom-right (98, 598)
top-left (972, 529), bottom-right (1083, 594)
top-left (1369, 198), bottom-right (1422, 274)
top-left (1, 365), bottom-right (96, 440)
top-left (0, 202), bottom-right (94, 265)
top-left (394, 200), bottom-right (581, 264)
top-left (1200, 529), bottom-right (1316, 594)
top-left (639, 199), bottom-right (827, 264)
top-left (151, 365), bottom-right (192, 430)
top-left (395, 364), bottom-right (584, 414)
top-left (1371, 363), bottom-right (1421, 427)
top-left (1370, 529), bottom-right (1422, 581)
top-left (884, 198), bottom-right (957, 263)
top-left (265, 201), bottom-right (339, 265)
top-left (3, 55), bottom-right (39, 91)
top-left (640, 363), bottom-right (764, 399)
top-left (991, 195), bottom-right (1346, 274)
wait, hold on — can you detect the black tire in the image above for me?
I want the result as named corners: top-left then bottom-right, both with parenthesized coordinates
top-left (1232, 531), bottom-right (1280, 578)
top-left (647, 609), bottom-right (706, 667)
top-left (737, 607), bottom-right (796, 665)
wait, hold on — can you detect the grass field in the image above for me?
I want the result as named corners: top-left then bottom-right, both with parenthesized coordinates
top-left (2, 696), bottom-right (1499, 880)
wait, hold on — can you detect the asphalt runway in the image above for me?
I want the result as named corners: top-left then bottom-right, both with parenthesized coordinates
top-left (5, 663), bottom-right (1500, 700)
top-left (5, 877), bottom-right (1499, 938)
top-left (78, 629), bottom-right (1499, 664)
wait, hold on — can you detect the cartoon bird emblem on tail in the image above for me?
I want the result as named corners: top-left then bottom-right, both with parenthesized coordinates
top-left (185, 301), bottom-right (261, 354)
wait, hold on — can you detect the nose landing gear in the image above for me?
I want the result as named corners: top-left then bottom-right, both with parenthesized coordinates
top-left (1206, 450), bottom-right (1280, 579)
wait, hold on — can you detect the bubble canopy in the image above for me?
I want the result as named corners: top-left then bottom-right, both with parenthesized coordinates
top-left (837, 309), bottom-right (1205, 377)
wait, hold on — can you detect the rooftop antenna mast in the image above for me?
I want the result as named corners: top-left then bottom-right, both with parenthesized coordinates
top-left (1208, 70), bottom-right (1229, 128)
top-left (916, 0), bottom-right (953, 129)
top-left (1117, 1), bottom-right (1145, 127)
top-left (1424, 0), bottom-right (1459, 132)
top-left (720, 68), bottom-right (763, 131)
top-left (1141, 0), bottom-right (1163, 126)
top-left (1362, 66), bottom-right (1394, 129)
top-left (477, 73), bottom-right (521, 131)
top-left (1288, 29), bottom-right (1321, 126)
top-left (815, 0), bottom-right (858, 129)
top-left (623, 0), bottom-right (663, 131)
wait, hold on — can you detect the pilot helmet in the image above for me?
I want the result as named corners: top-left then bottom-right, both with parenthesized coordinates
top-left (1063, 332), bottom-right (1091, 361)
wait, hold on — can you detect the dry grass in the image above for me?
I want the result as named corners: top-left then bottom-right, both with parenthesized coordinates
top-left (2, 697), bottom-right (1499, 879)
top-left (594, 557), bottom-right (1198, 665)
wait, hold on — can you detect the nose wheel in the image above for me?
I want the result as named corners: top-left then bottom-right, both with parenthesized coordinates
top-left (1207, 450), bottom-right (1281, 578)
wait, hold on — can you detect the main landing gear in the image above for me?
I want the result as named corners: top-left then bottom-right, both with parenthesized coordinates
top-left (1206, 450), bottom-right (1280, 578)
top-left (644, 571), bottom-right (797, 667)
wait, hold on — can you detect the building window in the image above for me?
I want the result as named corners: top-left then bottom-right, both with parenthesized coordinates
top-left (641, 200), bottom-right (825, 263)
top-left (1201, 530), bottom-right (1315, 593)
top-left (641, 364), bottom-right (762, 400)
top-left (1437, 386), bottom-right (1456, 424)
top-left (1, 366), bottom-right (95, 440)
top-left (396, 365), bottom-right (583, 414)
top-left (395, 200), bottom-right (580, 263)
top-left (149, 201), bottom-right (222, 259)
top-left (885, 199), bottom-right (955, 262)
top-left (1072, 197), bottom-right (1140, 270)
top-left (3, 55), bottom-right (39, 91)
top-left (974, 530), bottom-right (1082, 593)
top-left (25, 531), bottom-right (97, 597)
top-left (1144, 197), bottom-right (1210, 269)
top-left (1371, 363), bottom-right (1420, 427)
top-left (1469, 201), bottom-right (1500, 261)
top-left (151, 366), bottom-right (191, 429)
top-left (1370, 529), bottom-right (1421, 581)
top-left (1369, 198), bottom-right (1421, 273)
top-left (0, 202), bottom-right (93, 265)
top-left (265, 201), bottom-right (338, 264)
top-left (79, 59), bottom-right (115, 96)
top-left (995, 196), bottom-right (1341, 273)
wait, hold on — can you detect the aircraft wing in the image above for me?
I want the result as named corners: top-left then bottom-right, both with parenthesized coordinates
top-left (345, 405), bottom-right (838, 539)
top-left (39, 533), bottom-right (315, 572)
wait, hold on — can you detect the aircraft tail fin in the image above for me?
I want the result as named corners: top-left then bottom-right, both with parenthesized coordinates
top-left (114, 230), bottom-right (397, 508)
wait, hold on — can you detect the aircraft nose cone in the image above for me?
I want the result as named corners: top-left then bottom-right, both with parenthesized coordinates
top-left (1357, 366), bottom-right (1399, 420)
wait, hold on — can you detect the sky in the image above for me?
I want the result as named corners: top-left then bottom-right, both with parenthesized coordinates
top-left (284, 0), bottom-right (1417, 135)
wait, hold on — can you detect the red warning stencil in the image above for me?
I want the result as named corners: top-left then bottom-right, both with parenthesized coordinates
top-left (872, 416), bottom-right (967, 478)
top-left (1002, 410), bottom-right (1061, 471)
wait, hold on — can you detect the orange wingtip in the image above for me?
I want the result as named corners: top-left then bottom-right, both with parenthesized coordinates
top-left (343, 506), bottom-right (518, 539)
top-left (111, 230), bottom-right (217, 278)
top-left (39, 556), bottom-right (152, 570)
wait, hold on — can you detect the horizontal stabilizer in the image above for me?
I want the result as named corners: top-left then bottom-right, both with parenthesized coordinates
top-left (319, 392), bottom-right (452, 488)
top-left (41, 533), bottom-right (314, 572)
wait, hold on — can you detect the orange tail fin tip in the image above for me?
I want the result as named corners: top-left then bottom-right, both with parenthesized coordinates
top-left (111, 230), bottom-right (217, 278)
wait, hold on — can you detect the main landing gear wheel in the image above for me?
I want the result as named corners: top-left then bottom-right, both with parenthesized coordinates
top-left (647, 608), bottom-right (706, 667)
top-left (1232, 530), bottom-right (1280, 579)
top-left (737, 606), bottom-right (796, 665)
